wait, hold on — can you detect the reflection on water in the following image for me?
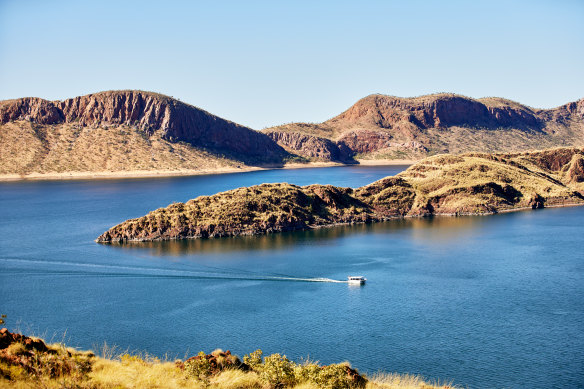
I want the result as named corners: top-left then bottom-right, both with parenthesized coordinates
top-left (107, 215), bottom-right (489, 257)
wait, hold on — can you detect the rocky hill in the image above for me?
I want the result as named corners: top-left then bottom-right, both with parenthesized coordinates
top-left (97, 147), bottom-right (584, 242)
top-left (0, 90), bottom-right (289, 177)
top-left (264, 94), bottom-right (584, 162)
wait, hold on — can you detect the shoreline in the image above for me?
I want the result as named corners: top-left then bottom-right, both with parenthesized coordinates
top-left (0, 160), bottom-right (414, 182)
top-left (97, 201), bottom-right (584, 243)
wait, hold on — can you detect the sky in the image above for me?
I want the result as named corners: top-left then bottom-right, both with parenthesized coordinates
top-left (1, 0), bottom-right (583, 129)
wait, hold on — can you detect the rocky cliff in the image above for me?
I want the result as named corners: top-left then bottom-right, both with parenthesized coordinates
top-left (265, 94), bottom-right (584, 161)
top-left (265, 130), bottom-right (355, 163)
top-left (96, 147), bottom-right (584, 242)
top-left (0, 90), bottom-right (288, 174)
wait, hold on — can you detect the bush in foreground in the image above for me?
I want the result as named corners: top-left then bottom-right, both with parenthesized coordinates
top-left (0, 328), bottom-right (453, 389)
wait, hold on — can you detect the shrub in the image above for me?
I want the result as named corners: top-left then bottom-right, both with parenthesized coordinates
top-left (294, 362), bottom-right (321, 384)
top-left (243, 349), bottom-right (263, 370)
top-left (184, 351), bottom-right (212, 382)
top-left (258, 353), bottom-right (296, 388)
top-left (315, 364), bottom-right (353, 389)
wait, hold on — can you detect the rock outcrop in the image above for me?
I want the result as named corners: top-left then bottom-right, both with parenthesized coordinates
top-left (265, 130), bottom-right (355, 163)
top-left (264, 94), bottom-right (584, 160)
top-left (0, 90), bottom-right (288, 165)
top-left (0, 328), bottom-right (49, 353)
top-left (97, 147), bottom-right (584, 243)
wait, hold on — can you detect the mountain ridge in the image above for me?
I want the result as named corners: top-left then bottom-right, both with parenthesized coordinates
top-left (264, 93), bottom-right (584, 162)
top-left (0, 90), bottom-right (293, 177)
top-left (0, 90), bottom-right (287, 163)
top-left (2, 90), bottom-right (584, 179)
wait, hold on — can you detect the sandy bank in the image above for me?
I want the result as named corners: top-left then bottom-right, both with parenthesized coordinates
top-left (0, 160), bottom-right (412, 182)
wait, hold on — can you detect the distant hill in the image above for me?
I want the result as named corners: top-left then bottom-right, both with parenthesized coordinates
top-left (264, 93), bottom-right (584, 162)
top-left (0, 90), bottom-right (289, 177)
top-left (2, 91), bottom-right (583, 179)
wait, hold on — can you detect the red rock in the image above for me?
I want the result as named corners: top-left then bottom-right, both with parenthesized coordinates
top-left (0, 90), bottom-right (287, 164)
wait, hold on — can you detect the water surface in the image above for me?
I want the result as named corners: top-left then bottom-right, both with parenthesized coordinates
top-left (1, 165), bottom-right (583, 388)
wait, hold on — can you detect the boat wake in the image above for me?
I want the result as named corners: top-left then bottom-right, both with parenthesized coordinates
top-left (0, 257), bottom-right (347, 284)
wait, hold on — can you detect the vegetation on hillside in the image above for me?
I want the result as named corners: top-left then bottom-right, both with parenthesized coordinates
top-left (0, 329), bottom-right (451, 389)
top-left (97, 147), bottom-right (584, 243)
top-left (0, 121), bottom-right (243, 175)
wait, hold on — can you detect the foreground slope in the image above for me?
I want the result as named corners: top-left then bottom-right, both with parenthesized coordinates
top-left (0, 328), bottom-right (450, 389)
top-left (0, 90), bottom-right (289, 177)
top-left (97, 147), bottom-right (584, 242)
top-left (264, 94), bottom-right (584, 162)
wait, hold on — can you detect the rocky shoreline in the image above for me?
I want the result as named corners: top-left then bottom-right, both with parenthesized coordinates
top-left (97, 147), bottom-right (584, 243)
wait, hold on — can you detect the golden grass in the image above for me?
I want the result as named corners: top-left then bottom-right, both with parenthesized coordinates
top-left (0, 345), bottom-right (449, 389)
top-left (90, 357), bottom-right (204, 389)
top-left (87, 359), bottom-right (450, 389)
top-left (366, 372), bottom-right (452, 389)
top-left (0, 121), bottom-right (240, 175)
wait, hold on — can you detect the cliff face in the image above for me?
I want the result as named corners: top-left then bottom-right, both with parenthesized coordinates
top-left (265, 94), bottom-right (584, 160)
top-left (0, 90), bottom-right (287, 164)
top-left (97, 147), bottom-right (584, 243)
top-left (329, 94), bottom-right (543, 130)
top-left (264, 130), bottom-right (355, 163)
top-left (0, 97), bottom-right (64, 124)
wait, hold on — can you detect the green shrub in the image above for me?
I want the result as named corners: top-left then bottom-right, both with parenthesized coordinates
top-left (243, 349), bottom-right (263, 369)
top-left (294, 362), bottom-right (321, 384)
top-left (184, 351), bottom-right (212, 382)
top-left (315, 364), bottom-right (353, 389)
top-left (258, 353), bottom-right (296, 388)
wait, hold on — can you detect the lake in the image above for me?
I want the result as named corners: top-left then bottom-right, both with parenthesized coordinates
top-left (1, 165), bottom-right (583, 388)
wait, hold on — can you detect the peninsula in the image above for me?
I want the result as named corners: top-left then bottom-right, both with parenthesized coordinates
top-left (97, 147), bottom-right (584, 243)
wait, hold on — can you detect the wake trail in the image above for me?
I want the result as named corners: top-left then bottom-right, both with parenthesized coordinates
top-left (0, 257), bottom-right (346, 284)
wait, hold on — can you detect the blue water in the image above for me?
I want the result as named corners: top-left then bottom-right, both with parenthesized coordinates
top-left (1, 165), bottom-right (583, 388)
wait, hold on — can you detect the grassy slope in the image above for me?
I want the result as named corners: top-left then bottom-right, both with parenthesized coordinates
top-left (0, 121), bottom-right (241, 175)
top-left (0, 331), bottom-right (449, 389)
top-left (97, 148), bottom-right (584, 243)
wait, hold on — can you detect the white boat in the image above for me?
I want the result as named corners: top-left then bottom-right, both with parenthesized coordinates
top-left (347, 276), bottom-right (366, 284)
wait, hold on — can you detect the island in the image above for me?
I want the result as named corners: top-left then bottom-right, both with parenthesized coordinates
top-left (97, 147), bottom-right (584, 243)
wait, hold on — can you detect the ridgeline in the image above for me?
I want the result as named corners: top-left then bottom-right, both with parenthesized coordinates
top-left (1, 91), bottom-right (583, 179)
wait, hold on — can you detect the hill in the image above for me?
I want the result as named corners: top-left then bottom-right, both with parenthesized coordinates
top-left (264, 94), bottom-right (584, 162)
top-left (0, 90), bottom-right (289, 178)
top-left (96, 147), bottom-right (584, 242)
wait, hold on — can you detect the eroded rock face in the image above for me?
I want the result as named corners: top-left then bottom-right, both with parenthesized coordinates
top-left (265, 130), bottom-right (355, 162)
top-left (0, 98), bottom-right (64, 124)
top-left (565, 154), bottom-right (584, 184)
top-left (328, 94), bottom-right (543, 130)
top-left (337, 129), bottom-right (428, 155)
top-left (0, 91), bottom-right (287, 163)
top-left (265, 94), bottom-right (584, 159)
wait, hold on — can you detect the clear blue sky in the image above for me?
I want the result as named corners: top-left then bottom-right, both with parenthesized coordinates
top-left (1, 0), bottom-right (582, 129)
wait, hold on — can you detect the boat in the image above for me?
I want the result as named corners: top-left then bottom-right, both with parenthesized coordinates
top-left (347, 276), bottom-right (366, 285)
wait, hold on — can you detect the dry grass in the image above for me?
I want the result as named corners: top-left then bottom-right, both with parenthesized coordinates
top-left (90, 357), bottom-right (204, 389)
top-left (0, 334), bottom-right (449, 389)
top-left (0, 121), bottom-right (241, 175)
top-left (366, 372), bottom-right (453, 389)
